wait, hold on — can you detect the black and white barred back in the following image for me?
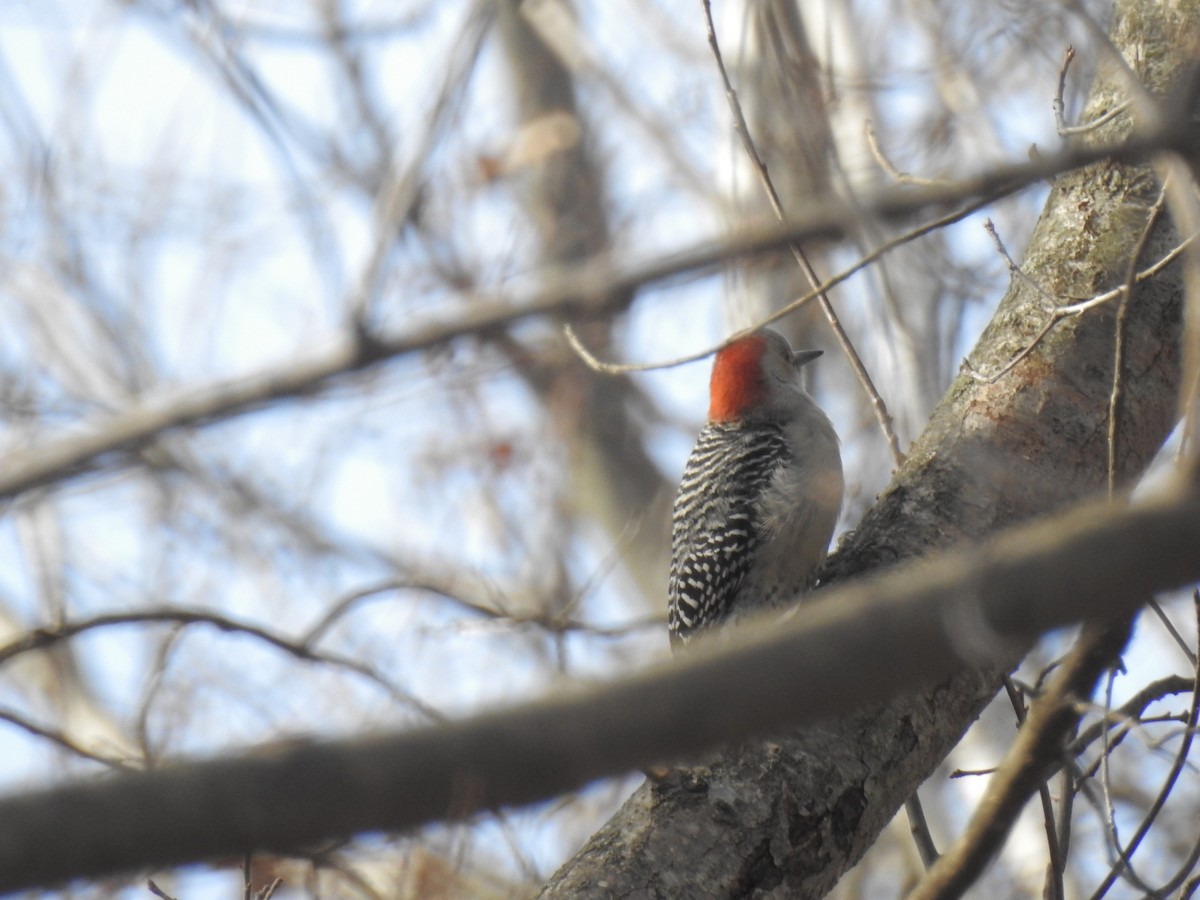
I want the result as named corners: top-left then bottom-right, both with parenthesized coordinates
top-left (667, 421), bottom-right (789, 649)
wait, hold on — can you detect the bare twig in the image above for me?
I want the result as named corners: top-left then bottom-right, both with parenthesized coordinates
top-left (1063, 102), bottom-right (1132, 137)
top-left (0, 609), bottom-right (442, 720)
top-left (983, 218), bottom-right (1057, 305)
top-left (1068, 674), bottom-right (1193, 758)
top-left (907, 617), bottom-right (1133, 900)
top-left (0, 706), bottom-right (138, 771)
top-left (1047, 766), bottom-right (1075, 899)
top-left (1054, 45), bottom-right (1132, 137)
top-left (700, 0), bottom-right (904, 466)
top-left (1003, 677), bottom-right (1065, 900)
top-left (566, 192), bottom-right (1000, 375)
top-left (1154, 792), bottom-right (1200, 897)
top-left (965, 232), bottom-right (1195, 383)
top-left (948, 766), bottom-right (997, 779)
top-left (865, 120), bottom-right (947, 187)
top-left (1159, 165), bottom-right (1200, 482)
top-left (1052, 46), bottom-right (1076, 136)
top-left (306, 578), bottom-right (662, 646)
top-left (1108, 184), bottom-right (1169, 496)
top-left (1086, 592), bottom-right (1200, 899)
top-left (1093, 664), bottom-right (1151, 897)
top-left (1147, 598), bottom-right (1197, 665)
top-left (905, 793), bottom-right (940, 869)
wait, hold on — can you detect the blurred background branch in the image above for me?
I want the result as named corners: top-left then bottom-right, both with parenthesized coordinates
top-left (0, 1), bottom-right (1197, 897)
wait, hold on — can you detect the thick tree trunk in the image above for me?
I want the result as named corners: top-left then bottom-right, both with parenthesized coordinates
top-left (539, 1), bottom-right (1192, 896)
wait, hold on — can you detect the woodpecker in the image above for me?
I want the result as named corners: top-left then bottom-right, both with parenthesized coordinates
top-left (668, 328), bottom-right (843, 650)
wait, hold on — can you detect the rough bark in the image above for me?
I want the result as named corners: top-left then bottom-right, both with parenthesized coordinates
top-left (539, 1), bottom-right (1192, 896)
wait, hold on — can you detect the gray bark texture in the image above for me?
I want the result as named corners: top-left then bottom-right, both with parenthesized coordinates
top-left (539, 1), bottom-right (1193, 896)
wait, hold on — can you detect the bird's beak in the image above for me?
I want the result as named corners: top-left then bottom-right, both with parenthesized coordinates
top-left (792, 349), bottom-right (823, 369)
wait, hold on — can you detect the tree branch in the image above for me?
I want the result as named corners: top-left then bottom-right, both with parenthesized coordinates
top-left (0, 482), bottom-right (1196, 893)
top-left (907, 616), bottom-right (1135, 899)
top-left (0, 116), bottom-right (1191, 503)
top-left (541, 2), bottom-right (1191, 892)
